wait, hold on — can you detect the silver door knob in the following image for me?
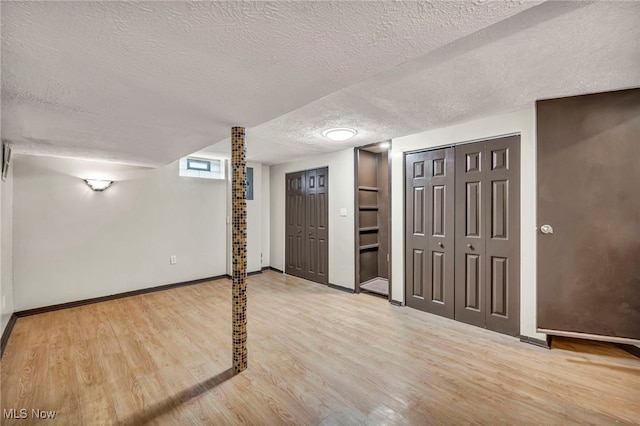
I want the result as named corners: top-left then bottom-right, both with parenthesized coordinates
top-left (438, 242), bottom-right (444, 248)
top-left (540, 224), bottom-right (554, 234)
top-left (467, 244), bottom-right (474, 250)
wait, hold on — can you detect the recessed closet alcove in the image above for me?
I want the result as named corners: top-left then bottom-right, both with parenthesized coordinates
top-left (354, 142), bottom-right (391, 298)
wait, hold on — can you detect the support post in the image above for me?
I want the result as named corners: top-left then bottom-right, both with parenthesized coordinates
top-left (231, 126), bottom-right (247, 373)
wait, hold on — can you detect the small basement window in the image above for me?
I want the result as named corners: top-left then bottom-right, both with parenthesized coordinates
top-left (179, 157), bottom-right (225, 179)
top-left (187, 158), bottom-right (211, 172)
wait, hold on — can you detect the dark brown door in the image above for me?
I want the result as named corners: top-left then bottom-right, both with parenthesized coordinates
top-left (537, 89), bottom-right (640, 340)
top-left (405, 148), bottom-right (455, 318)
top-left (285, 167), bottom-right (329, 284)
top-left (285, 171), bottom-right (305, 278)
top-left (484, 136), bottom-right (520, 335)
top-left (305, 167), bottom-right (329, 284)
top-left (454, 142), bottom-right (485, 328)
top-left (454, 136), bottom-right (520, 336)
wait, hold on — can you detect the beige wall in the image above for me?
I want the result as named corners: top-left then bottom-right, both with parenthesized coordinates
top-left (261, 164), bottom-right (271, 268)
top-left (247, 161), bottom-right (264, 273)
top-left (225, 161), bottom-right (265, 275)
top-left (270, 148), bottom-right (355, 289)
top-left (391, 108), bottom-right (544, 340)
top-left (12, 155), bottom-right (255, 311)
top-left (0, 164), bottom-right (14, 335)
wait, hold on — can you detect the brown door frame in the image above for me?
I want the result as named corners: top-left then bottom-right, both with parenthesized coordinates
top-left (354, 141), bottom-right (393, 301)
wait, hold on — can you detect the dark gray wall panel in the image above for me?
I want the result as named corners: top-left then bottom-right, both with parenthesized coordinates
top-left (537, 88), bottom-right (640, 340)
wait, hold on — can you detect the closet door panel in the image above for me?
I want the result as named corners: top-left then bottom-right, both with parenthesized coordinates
top-left (405, 148), bottom-right (454, 317)
top-left (315, 167), bottom-right (329, 284)
top-left (305, 169), bottom-right (318, 281)
top-left (484, 136), bottom-right (520, 336)
top-left (286, 167), bottom-right (328, 285)
top-left (405, 152), bottom-right (429, 311)
top-left (454, 137), bottom-right (520, 335)
top-left (426, 148), bottom-right (455, 318)
top-left (455, 144), bottom-right (486, 328)
top-left (285, 171), bottom-right (306, 278)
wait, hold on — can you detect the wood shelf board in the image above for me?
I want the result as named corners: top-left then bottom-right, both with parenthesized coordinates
top-left (358, 186), bottom-right (379, 192)
top-left (359, 227), bottom-right (379, 233)
top-left (359, 243), bottom-right (380, 251)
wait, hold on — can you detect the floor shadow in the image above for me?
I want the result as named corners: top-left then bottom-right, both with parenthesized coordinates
top-left (120, 368), bottom-right (237, 426)
top-left (551, 336), bottom-right (637, 360)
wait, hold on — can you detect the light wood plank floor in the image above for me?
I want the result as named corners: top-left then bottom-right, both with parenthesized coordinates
top-left (1, 271), bottom-right (639, 425)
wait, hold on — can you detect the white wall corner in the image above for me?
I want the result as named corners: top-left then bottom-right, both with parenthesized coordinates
top-left (12, 155), bottom-right (229, 311)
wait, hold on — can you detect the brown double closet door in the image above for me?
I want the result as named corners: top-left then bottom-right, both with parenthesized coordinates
top-left (405, 136), bottom-right (520, 336)
top-left (285, 167), bottom-right (329, 284)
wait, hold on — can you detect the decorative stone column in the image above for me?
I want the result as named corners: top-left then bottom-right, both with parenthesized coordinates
top-left (231, 126), bottom-right (247, 373)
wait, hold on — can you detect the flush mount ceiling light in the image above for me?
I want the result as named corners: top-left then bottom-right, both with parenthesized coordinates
top-left (322, 128), bottom-right (357, 141)
top-left (84, 179), bottom-right (113, 192)
top-left (380, 142), bottom-right (390, 149)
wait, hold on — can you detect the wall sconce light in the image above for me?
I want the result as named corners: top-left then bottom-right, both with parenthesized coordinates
top-left (84, 179), bottom-right (113, 191)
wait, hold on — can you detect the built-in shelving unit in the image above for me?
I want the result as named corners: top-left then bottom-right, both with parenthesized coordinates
top-left (354, 145), bottom-right (391, 298)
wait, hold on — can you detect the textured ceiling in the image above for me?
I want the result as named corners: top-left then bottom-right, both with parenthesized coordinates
top-left (198, 1), bottom-right (640, 164)
top-left (1, 0), bottom-right (541, 166)
top-left (2, 1), bottom-right (639, 167)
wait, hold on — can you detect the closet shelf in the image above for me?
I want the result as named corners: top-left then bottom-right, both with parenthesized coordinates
top-left (359, 226), bottom-right (379, 233)
top-left (358, 186), bottom-right (379, 192)
top-left (359, 243), bottom-right (380, 251)
top-left (359, 205), bottom-right (379, 211)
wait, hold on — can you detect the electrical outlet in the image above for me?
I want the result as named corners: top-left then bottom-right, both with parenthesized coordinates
top-left (170, 255), bottom-right (177, 265)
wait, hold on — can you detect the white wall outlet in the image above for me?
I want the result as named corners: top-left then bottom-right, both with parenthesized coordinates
top-left (170, 255), bottom-right (177, 265)
top-left (340, 208), bottom-right (347, 217)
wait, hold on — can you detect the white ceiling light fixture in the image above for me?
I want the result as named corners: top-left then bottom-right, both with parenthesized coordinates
top-left (380, 142), bottom-right (390, 149)
top-left (322, 128), bottom-right (357, 141)
top-left (84, 179), bottom-right (113, 192)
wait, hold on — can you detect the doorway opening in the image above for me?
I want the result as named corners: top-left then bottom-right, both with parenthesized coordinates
top-left (354, 142), bottom-right (391, 299)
